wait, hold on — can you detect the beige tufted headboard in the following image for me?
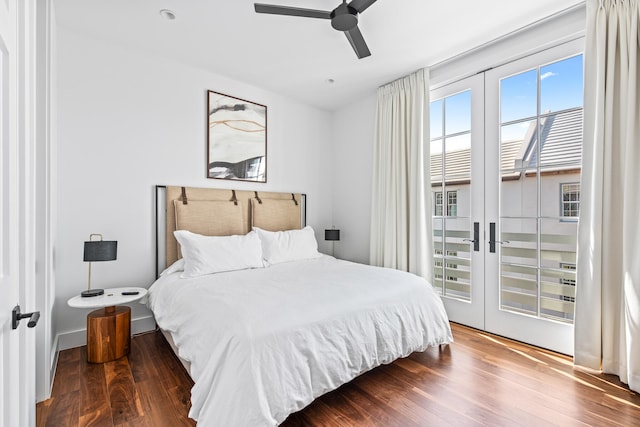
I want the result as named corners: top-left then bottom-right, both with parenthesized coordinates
top-left (156, 185), bottom-right (306, 275)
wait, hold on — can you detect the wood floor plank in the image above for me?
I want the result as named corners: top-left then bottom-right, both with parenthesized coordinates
top-left (351, 366), bottom-right (453, 425)
top-left (42, 390), bottom-right (80, 427)
top-left (329, 382), bottom-right (419, 427)
top-left (104, 358), bottom-right (144, 425)
top-left (78, 346), bottom-right (113, 427)
top-left (51, 347), bottom-right (81, 397)
top-left (128, 334), bottom-right (160, 384)
top-left (292, 399), bottom-right (355, 427)
top-left (135, 378), bottom-right (193, 427)
top-left (312, 386), bottom-right (379, 427)
top-left (38, 323), bottom-right (640, 426)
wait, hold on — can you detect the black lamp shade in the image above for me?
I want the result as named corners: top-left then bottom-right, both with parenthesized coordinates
top-left (83, 240), bottom-right (117, 262)
top-left (324, 229), bottom-right (340, 241)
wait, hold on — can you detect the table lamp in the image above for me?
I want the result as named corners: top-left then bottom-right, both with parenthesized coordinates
top-left (82, 233), bottom-right (117, 297)
top-left (324, 228), bottom-right (340, 257)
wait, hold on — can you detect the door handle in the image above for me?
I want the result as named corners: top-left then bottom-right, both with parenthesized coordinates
top-left (489, 222), bottom-right (496, 253)
top-left (488, 222), bottom-right (509, 253)
top-left (12, 305), bottom-right (40, 330)
top-left (462, 222), bottom-right (480, 252)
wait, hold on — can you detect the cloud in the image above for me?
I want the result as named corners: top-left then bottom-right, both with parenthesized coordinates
top-left (540, 71), bottom-right (558, 80)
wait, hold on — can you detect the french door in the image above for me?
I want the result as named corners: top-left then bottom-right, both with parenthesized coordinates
top-left (430, 39), bottom-right (583, 355)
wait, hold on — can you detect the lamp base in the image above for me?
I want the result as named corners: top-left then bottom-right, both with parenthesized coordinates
top-left (81, 288), bottom-right (104, 298)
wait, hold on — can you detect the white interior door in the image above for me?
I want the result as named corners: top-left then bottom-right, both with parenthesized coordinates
top-left (1, 0), bottom-right (34, 424)
top-left (429, 74), bottom-right (485, 330)
top-left (1, 0), bottom-right (23, 423)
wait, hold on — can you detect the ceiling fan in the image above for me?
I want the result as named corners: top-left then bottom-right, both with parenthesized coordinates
top-left (254, 0), bottom-right (378, 59)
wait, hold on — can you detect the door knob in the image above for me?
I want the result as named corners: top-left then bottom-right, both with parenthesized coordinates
top-left (12, 305), bottom-right (40, 330)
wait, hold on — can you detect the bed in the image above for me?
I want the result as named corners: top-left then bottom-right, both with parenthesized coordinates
top-left (147, 186), bottom-right (453, 426)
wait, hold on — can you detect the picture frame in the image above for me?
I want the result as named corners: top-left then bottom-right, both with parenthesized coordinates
top-left (207, 90), bottom-right (267, 182)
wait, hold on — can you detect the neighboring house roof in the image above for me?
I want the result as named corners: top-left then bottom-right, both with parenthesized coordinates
top-left (430, 109), bottom-right (583, 185)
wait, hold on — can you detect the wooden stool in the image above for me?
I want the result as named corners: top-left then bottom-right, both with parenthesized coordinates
top-left (86, 305), bottom-right (131, 363)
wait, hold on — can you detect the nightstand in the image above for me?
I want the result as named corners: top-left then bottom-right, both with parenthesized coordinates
top-left (67, 287), bottom-right (147, 363)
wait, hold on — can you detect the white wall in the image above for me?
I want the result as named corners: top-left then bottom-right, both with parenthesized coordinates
top-left (55, 26), bottom-right (333, 349)
top-left (331, 95), bottom-right (376, 263)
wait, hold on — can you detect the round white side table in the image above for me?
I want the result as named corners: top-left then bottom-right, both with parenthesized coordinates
top-left (68, 287), bottom-right (147, 363)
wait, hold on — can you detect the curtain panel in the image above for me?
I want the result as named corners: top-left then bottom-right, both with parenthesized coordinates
top-left (370, 68), bottom-right (431, 279)
top-left (575, 0), bottom-right (640, 393)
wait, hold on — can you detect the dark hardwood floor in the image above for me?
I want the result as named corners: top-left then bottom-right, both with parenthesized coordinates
top-left (37, 323), bottom-right (640, 426)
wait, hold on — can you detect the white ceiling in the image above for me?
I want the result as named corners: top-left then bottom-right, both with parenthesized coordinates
top-left (54, 0), bottom-right (583, 111)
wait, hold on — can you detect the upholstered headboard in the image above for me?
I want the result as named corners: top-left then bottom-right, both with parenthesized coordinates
top-left (155, 185), bottom-right (306, 276)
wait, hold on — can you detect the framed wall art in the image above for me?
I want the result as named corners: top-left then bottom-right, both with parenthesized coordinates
top-left (207, 90), bottom-right (267, 182)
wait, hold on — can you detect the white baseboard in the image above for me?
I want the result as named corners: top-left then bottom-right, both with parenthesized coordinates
top-left (55, 314), bottom-right (156, 352)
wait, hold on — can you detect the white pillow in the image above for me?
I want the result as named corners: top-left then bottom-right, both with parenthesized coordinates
top-left (174, 230), bottom-right (264, 278)
top-left (160, 258), bottom-right (185, 276)
top-left (253, 226), bottom-right (322, 265)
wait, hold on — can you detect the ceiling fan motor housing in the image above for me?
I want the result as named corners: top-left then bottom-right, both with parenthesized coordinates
top-left (331, 4), bottom-right (358, 31)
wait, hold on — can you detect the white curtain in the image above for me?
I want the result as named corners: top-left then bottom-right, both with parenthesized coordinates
top-left (370, 68), bottom-right (431, 278)
top-left (575, 0), bottom-right (640, 393)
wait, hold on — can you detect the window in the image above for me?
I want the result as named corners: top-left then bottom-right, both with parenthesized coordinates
top-left (447, 191), bottom-right (457, 217)
top-left (434, 191), bottom-right (457, 216)
top-left (561, 183), bottom-right (580, 218)
top-left (434, 192), bottom-right (443, 216)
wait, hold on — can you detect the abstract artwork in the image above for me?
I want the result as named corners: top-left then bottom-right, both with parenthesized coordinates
top-left (207, 90), bottom-right (267, 182)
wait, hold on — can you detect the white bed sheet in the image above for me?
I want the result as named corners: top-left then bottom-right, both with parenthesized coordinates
top-left (147, 256), bottom-right (453, 426)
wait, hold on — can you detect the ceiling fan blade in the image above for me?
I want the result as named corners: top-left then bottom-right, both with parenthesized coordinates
top-left (344, 25), bottom-right (371, 59)
top-left (348, 0), bottom-right (377, 13)
top-left (254, 3), bottom-right (331, 19)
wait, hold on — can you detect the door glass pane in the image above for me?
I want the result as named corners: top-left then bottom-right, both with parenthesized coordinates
top-left (430, 90), bottom-right (472, 301)
top-left (500, 218), bottom-right (538, 267)
top-left (498, 57), bottom-right (583, 324)
top-left (540, 55), bottom-right (583, 114)
top-left (501, 69), bottom-right (537, 123)
top-left (444, 134), bottom-right (471, 182)
top-left (501, 263), bottom-right (538, 316)
top-left (442, 217), bottom-right (471, 300)
top-left (445, 91), bottom-right (471, 135)
top-left (500, 173), bottom-right (538, 218)
top-left (501, 120), bottom-right (536, 172)
top-left (540, 218), bottom-right (577, 323)
top-left (537, 110), bottom-right (583, 168)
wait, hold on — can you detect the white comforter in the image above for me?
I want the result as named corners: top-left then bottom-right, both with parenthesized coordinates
top-left (147, 256), bottom-right (452, 426)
